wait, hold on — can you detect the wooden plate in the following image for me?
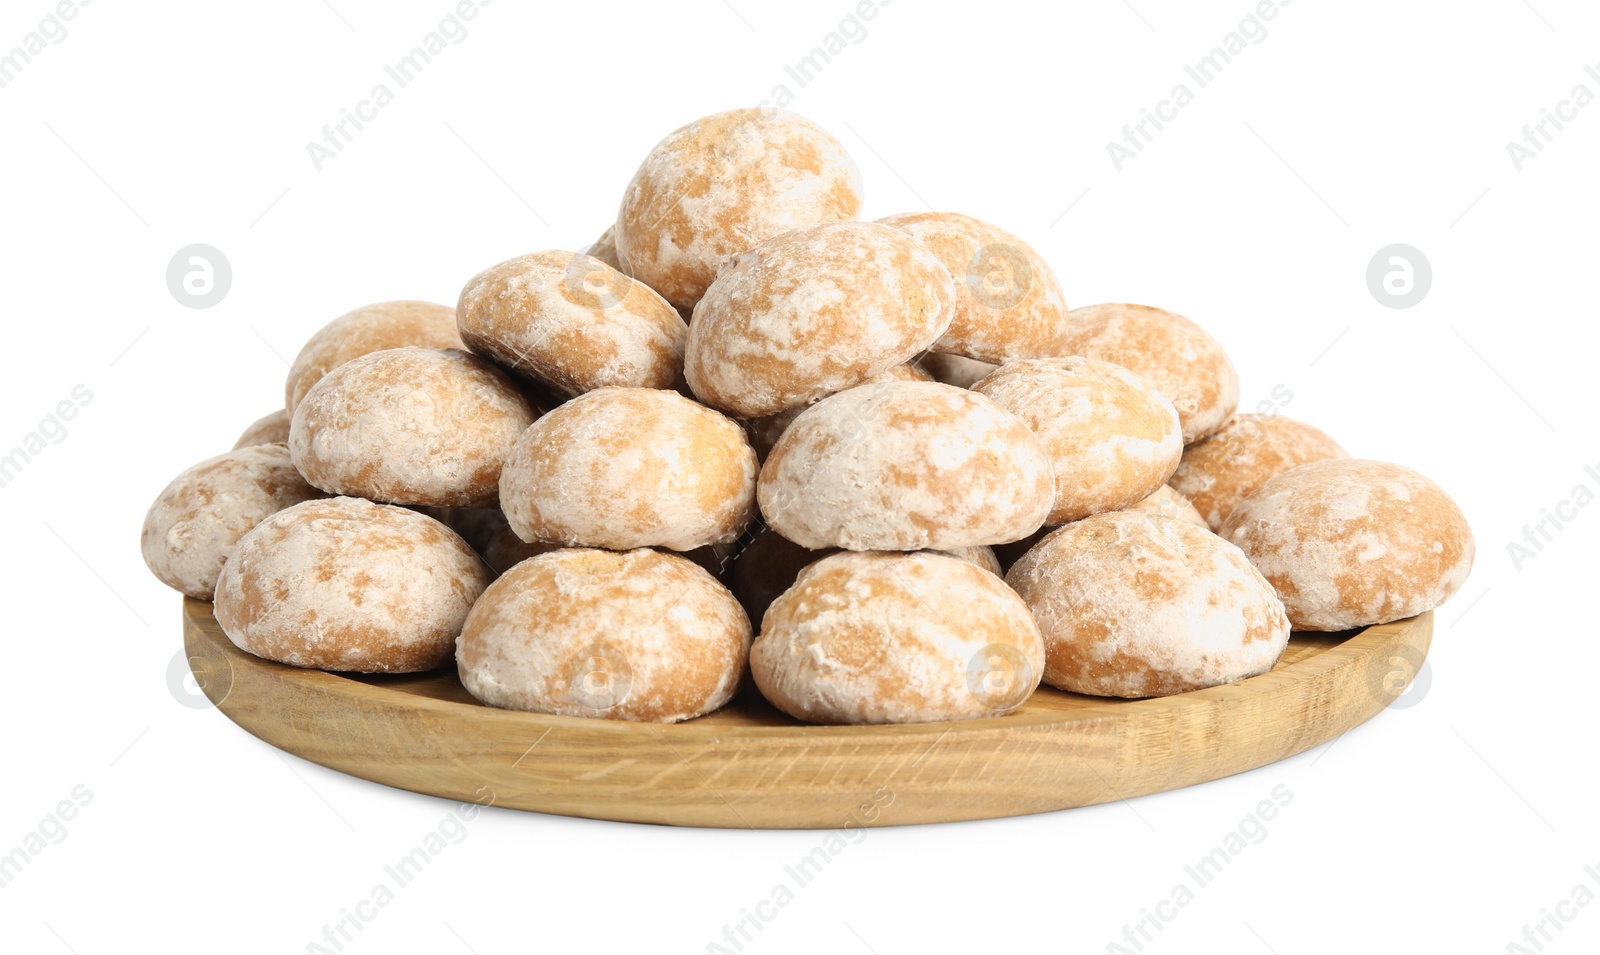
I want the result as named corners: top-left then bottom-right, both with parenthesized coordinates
top-left (182, 598), bottom-right (1431, 829)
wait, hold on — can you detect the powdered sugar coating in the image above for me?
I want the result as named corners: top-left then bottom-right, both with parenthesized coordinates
top-left (499, 387), bottom-right (758, 551)
top-left (685, 220), bottom-right (956, 418)
top-left (972, 356), bottom-right (1183, 524)
top-left (1126, 485), bottom-right (1208, 529)
top-left (1062, 304), bottom-right (1240, 443)
top-left (141, 444), bottom-right (325, 600)
top-left (615, 108), bottom-right (863, 310)
top-left (1007, 511), bottom-right (1290, 698)
top-left (285, 301), bottom-right (461, 413)
top-left (214, 497), bottom-right (490, 672)
top-left (457, 548), bottom-right (751, 722)
top-left (878, 211), bottom-right (1068, 363)
top-left (1170, 413), bottom-right (1347, 531)
top-left (457, 250), bottom-right (688, 398)
top-left (751, 551), bottom-right (1044, 724)
top-left (1219, 459), bottom-right (1474, 631)
top-left (290, 347), bottom-right (537, 508)
top-left (759, 380), bottom-right (1054, 550)
top-left (232, 410), bottom-right (291, 450)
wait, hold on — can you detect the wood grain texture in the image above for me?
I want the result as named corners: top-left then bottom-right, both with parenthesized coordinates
top-left (182, 598), bottom-right (1431, 829)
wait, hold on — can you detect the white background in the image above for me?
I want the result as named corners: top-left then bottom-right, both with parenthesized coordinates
top-left (1, 1), bottom-right (1595, 952)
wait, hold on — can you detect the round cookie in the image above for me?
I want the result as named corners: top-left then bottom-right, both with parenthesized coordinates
top-left (760, 380), bottom-right (1053, 551)
top-left (685, 220), bottom-right (956, 418)
top-left (743, 363), bottom-right (931, 460)
top-left (972, 357), bottom-right (1183, 525)
top-left (1169, 413), bottom-right (1347, 531)
top-left (290, 347), bottom-right (537, 508)
top-left (457, 548), bottom-right (751, 722)
top-left (456, 250), bottom-right (688, 398)
top-left (1006, 511), bottom-right (1290, 698)
top-left (285, 301), bottom-right (461, 413)
top-left (141, 444), bottom-right (325, 600)
top-left (615, 107), bottom-right (863, 310)
top-left (214, 497), bottom-right (490, 672)
top-left (1219, 459), bottom-right (1474, 631)
top-left (729, 526), bottom-right (999, 624)
top-left (585, 225), bottom-right (623, 271)
top-left (750, 551), bottom-right (1044, 724)
top-left (499, 387), bottom-right (758, 551)
top-left (878, 211), bottom-right (1068, 363)
top-left (1126, 485), bottom-right (1208, 529)
top-left (232, 409), bottom-right (291, 449)
top-left (918, 352), bottom-right (998, 390)
top-left (1062, 304), bottom-right (1240, 443)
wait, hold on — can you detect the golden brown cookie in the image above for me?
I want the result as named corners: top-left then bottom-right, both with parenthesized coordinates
top-left (284, 301), bottom-right (461, 413)
top-left (1062, 303), bottom-right (1240, 443)
top-left (141, 444), bottom-right (325, 600)
top-left (759, 380), bottom-right (1053, 550)
top-left (685, 220), bottom-right (956, 417)
top-left (457, 548), bottom-right (751, 722)
top-left (214, 497), bottom-right (490, 672)
top-left (750, 551), bottom-right (1044, 724)
top-left (972, 357), bottom-right (1183, 525)
top-left (878, 211), bottom-right (1067, 363)
top-left (1219, 459), bottom-right (1474, 631)
top-left (499, 387), bottom-right (758, 551)
top-left (457, 250), bottom-right (687, 398)
top-left (289, 347), bottom-right (537, 508)
top-left (1007, 511), bottom-right (1290, 697)
top-left (615, 108), bottom-right (863, 310)
top-left (1169, 413), bottom-right (1347, 531)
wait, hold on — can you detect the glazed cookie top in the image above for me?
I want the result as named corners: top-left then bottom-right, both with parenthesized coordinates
top-left (759, 380), bottom-right (1054, 550)
top-left (1169, 413), bottom-right (1347, 531)
top-left (1062, 303), bottom-right (1241, 444)
top-left (972, 356), bottom-right (1182, 525)
top-left (615, 107), bottom-right (864, 310)
top-left (285, 300), bottom-right (461, 413)
top-left (457, 547), bottom-right (751, 722)
top-left (878, 211), bottom-right (1068, 364)
top-left (499, 387), bottom-right (758, 552)
top-left (1219, 459), bottom-right (1474, 631)
top-left (1006, 511), bottom-right (1290, 697)
top-left (141, 443), bottom-right (325, 600)
top-left (457, 250), bottom-right (688, 398)
top-left (686, 220), bottom-right (956, 418)
top-left (214, 497), bottom-right (491, 672)
top-left (290, 347), bottom-right (538, 509)
top-left (751, 550), bottom-right (1044, 724)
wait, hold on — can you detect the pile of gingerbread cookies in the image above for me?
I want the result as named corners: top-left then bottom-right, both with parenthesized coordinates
top-left (141, 108), bottom-right (1475, 725)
